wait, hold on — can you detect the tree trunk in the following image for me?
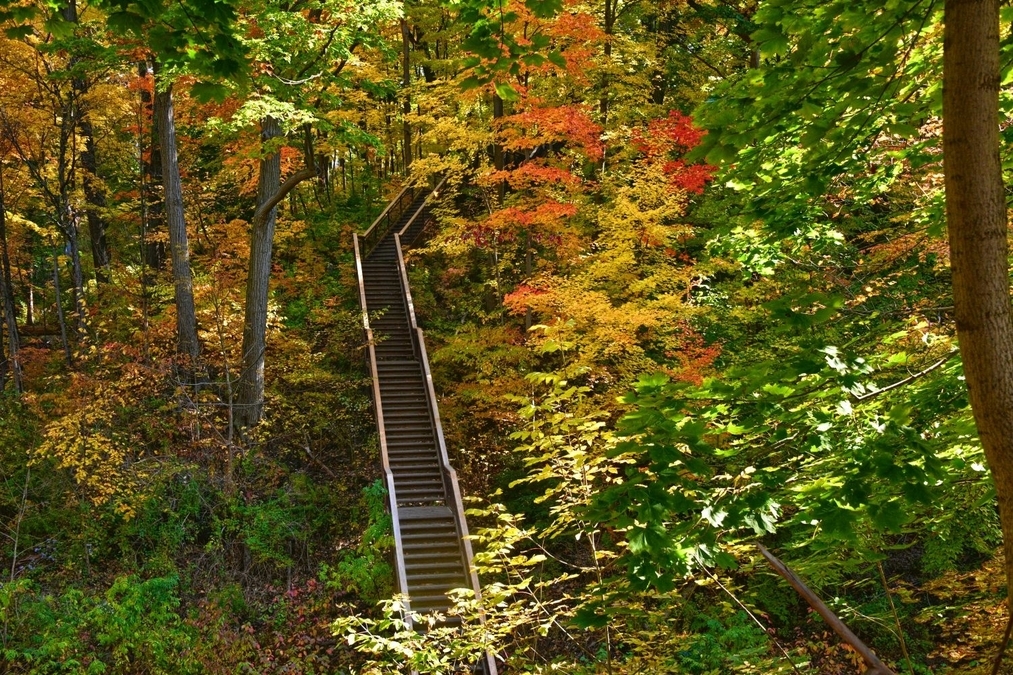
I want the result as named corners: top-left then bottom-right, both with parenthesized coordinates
top-left (64, 204), bottom-right (86, 337)
top-left (80, 115), bottom-right (111, 283)
top-left (235, 116), bottom-right (282, 429)
top-left (943, 0), bottom-right (1013, 600)
top-left (401, 19), bottom-right (413, 173)
top-left (154, 81), bottom-right (200, 362)
top-left (63, 0), bottom-right (111, 283)
top-left (141, 63), bottom-right (166, 270)
top-left (53, 252), bottom-right (71, 367)
top-left (234, 118), bottom-right (316, 430)
top-left (493, 93), bottom-right (505, 203)
top-left (0, 170), bottom-right (21, 393)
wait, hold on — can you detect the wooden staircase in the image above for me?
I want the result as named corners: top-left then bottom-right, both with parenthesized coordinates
top-left (354, 182), bottom-right (498, 675)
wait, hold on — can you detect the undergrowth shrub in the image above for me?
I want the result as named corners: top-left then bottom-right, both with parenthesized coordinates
top-left (2, 575), bottom-right (198, 675)
top-left (321, 479), bottom-right (393, 604)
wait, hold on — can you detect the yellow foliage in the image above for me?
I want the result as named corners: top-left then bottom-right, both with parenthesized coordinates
top-left (31, 379), bottom-right (153, 518)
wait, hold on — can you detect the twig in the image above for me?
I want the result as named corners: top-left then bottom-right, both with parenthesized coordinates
top-left (699, 564), bottom-right (806, 675)
top-left (303, 433), bottom-right (338, 479)
top-left (853, 352), bottom-right (956, 402)
top-left (876, 561), bottom-right (914, 675)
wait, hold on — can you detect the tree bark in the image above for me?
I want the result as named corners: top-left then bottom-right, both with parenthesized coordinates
top-left (401, 19), bottom-right (413, 174)
top-left (154, 81), bottom-right (200, 362)
top-left (62, 202), bottom-right (86, 337)
top-left (53, 252), bottom-right (71, 367)
top-left (63, 0), bottom-right (111, 283)
top-left (235, 117), bottom-right (316, 429)
top-left (493, 93), bottom-right (505, 203)
top-left (0, 171), bottom-right (19, 393)
top-left (141, 63), bottom-right (166, 270)
top-left (943, 0), bottom-right (1013, 600)
top-left (80, 115), bottom-right (111, 283)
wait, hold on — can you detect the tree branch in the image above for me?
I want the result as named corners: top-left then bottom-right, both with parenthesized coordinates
top-left (757, 543), bottom-right (898, 675)
top-left (252, 167), bottom-right (316, 228)
top-left (852, 352), bottom-right (956, 402)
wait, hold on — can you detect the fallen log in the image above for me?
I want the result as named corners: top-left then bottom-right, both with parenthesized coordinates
top-left (756, 543), bottom-right (898, 675)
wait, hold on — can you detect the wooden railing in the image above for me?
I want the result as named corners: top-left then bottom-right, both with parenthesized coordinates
top-left (394, 226), bottom-right (499, 675)
top-left (360, 184), bottom-right (420, 258)
top-left (396, 175), bottom-right (448, 244)
top-left (359, 180), bottom-right (498, 674)
top-left (353, 232), bottom-right (414, 630)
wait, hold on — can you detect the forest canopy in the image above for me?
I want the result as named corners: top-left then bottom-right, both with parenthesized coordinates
top-left (0, 0), bottom-right (1010, 673)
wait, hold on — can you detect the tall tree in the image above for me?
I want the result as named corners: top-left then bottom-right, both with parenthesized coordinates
top-left (154, 81), bottom-right (199, 362)
top-left (0, 167), bottom-right (21, 393)
top-left (62, 0), bottom-right (112, 283)
top-left (234, 119), bottom-right (315, 429)
top-left (942, 0), bottom-right (1013, 602)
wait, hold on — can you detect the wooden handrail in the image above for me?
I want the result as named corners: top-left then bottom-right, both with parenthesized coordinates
top-left (394, 234), bottom-right (420, 361)
top-left (397, 175), bottom-right (448, 242)
top-left (415, 328), bottom-right (498, 675)
top-left (395, 224), bottom-right (498, 675)
top-left (757, 543), bottom-right (897, 675)
top-left (354, 233), bottom-right (413, 629)
top-left (363, 183), bottom-right (412, 240)
top-left (362, 182), bottom-right (498, 674)
top-left (395, 230), bottom-right (478, 582)
top-left (361, 184), bottom-right (418, 258)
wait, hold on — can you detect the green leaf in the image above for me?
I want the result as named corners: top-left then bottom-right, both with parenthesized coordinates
top-left (494, 81), bottom-right (520, 102)
top-left (106, 10), bottom-right (146, 34)
top-left (869, 501), bottom-right (908, 533)
top-left (4, 24), bottom-right (32, 39)
top-left (751, 27), bottom-right (789, 57)
top-left (887, 122), bottom-right (919, 138)
top-left (190, 82), bottom-right (230, 103)
top-left (525, 0), bottom-right (564, 19)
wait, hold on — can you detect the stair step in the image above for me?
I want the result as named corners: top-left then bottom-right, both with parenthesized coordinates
top-left (402, 529), bottom-right (456, 544)
top-left (386, 438), bottom-right (437, 445)
top-left (408, 583), bottom-right (468, 599)
top-left (390, 461), bottom-right (442, 471)
top-left (376, 365), bottom-right (422, 374)
top-left (406, 572), bottom-right (468, 586)
top-left (396, 488), bottom-right (445, 499)
top-left (403, 557), bottom-right (463, 571)
top-left (385, 418), bottom-right (434, 426)
top-left (407, 595), bottom-right (456, 611)
top-left (393, 467), bottom-right (443, 478)
top-left (386, 424), bottom-right (436, 434)
top-left (400, 515), bottom-right (456, 529)
top-left (386, 435), bottom-right (438, 444)
top-left (401, 506), bottom-right (454, 520)
top-left (386, 454), bottom-right (439, 466)
top-left (401, 528), bottom-right (458, 540)
top-left (395, 483), bottom-right (445, 495)
top-left (388, 454), bottom-right (440, 464)
top-left (404, 542), bottom-right (462, 556)
top-left (380, 401), bottom-right (429, 413)
top-left (381, 399), bottom-right (428, 409)
top-left (379, 392), bottom-right (428, 400)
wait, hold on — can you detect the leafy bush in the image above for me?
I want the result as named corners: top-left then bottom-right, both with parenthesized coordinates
top-left (3, 575), bottom-right (198, 675)
top-left (321, 479), bottom-right (393, 603)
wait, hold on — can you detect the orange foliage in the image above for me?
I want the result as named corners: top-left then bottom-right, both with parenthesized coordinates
top-left (482, 162), bottom-right (583, 190)
top-left (499, 104), bottom-right (604, 161)
top-left (633, 111), bottom-right (715, 193)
